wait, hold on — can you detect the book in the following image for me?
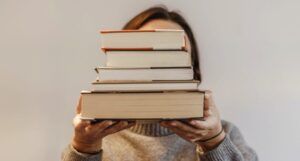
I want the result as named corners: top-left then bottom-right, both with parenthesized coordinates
top-left (91, 80), bottom-right (200, 92)
top-left (80, 90), bottom-right (204, 119)
top-left (105, 50), bottom-right (191, 68)
top-left (100, 29), bottom-right (186, 51)
top-left (94, 67), bottom-right (193, 81)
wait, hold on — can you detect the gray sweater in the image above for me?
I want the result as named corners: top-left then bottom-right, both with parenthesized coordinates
top-left (62, 120), bottom-right (258, 161)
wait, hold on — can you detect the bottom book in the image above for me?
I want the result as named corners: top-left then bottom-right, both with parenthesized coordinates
top-left (80, 90), bottom-right (204, 120)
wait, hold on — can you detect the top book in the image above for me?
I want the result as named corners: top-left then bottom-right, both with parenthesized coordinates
top-left (100, 29), bottom-right (186, 51)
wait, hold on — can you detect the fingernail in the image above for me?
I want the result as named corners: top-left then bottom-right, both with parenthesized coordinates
top-left (170, 122), bottom-right (177, 126)
top-left (205, 94), bottom-right (209, 99)
top-left (190, 120), bottom-right (197, 125)
top-left (107, 121), bottom-right (113, 125)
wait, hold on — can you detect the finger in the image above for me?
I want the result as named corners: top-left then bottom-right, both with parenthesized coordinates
top-left (204, 91), bottom-right (217, 118)
top-left (204, 90), bottom-right (213, 111)
top-left (127, 120), bottom-right (136, 125)
top-left (161, 120), bottom-right (202, 136)
top-left (74, 118), bottom-right (90, 131)
top-left (102, 121), bottom-right (133, 136)
top-left (161, 123), bottom-right (198, 140)
top-left (188, 119), bottom-right (210, 130)
top-left (126, 121), bottom-right (137, 128)
top-left (86, 120), bottom-right (114, 133)
top-left (73, 115), bottom-right (81, 126)
top-left (76, 95), bottom-right (82, 114)
top-left (204, 109), bottom-right (213, 118)
top-left (73, 115), bottom-right (88, 125)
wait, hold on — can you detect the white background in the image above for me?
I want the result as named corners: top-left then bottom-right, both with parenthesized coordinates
top-left (1, 0), bottom-right (300, 161)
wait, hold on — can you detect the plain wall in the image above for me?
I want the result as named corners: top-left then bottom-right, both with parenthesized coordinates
top-left (1, 0), bottom-right (299, 161)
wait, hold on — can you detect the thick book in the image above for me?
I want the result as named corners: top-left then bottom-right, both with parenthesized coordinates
top-left (80, 91), bottom-right (204, 119)
top-left (94, 67), bottom-right (193, 81)
top-left (105, 50), bottom-right (191, 68)
top-left (100, 29), bottom-right (186, 51)
top-left (91, 80), bottom-right (200, 92)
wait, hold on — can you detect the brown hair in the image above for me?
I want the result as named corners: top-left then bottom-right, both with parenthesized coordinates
top-left (123, 6), bottom-right (201, 81)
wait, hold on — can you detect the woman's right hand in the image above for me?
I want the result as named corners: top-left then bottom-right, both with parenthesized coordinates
top-left (71, 96), bottom-right (136, 154)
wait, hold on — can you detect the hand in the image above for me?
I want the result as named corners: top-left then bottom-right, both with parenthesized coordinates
top-left (72, 96), bottom-right (136, 154)
top-left (160, 90), bottom-right (225, 152)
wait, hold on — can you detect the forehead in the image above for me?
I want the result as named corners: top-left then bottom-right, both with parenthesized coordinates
top-left (139, 19), bottom-right (183, 30)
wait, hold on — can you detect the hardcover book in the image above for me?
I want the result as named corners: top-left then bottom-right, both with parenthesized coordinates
top-left (105, 50), bottom-right (191, 68)
top-left (91, 80), bottom-right (200, 92)
top-left (94, 67), bottom-right (194, 81)
top-left (100, 29), bottom-right (186, 51)
top-left (80, 90), bottom-right (204, 119)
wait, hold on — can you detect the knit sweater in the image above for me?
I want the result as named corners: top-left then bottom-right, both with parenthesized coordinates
top-left (62, 120), bottom-right (258, 161)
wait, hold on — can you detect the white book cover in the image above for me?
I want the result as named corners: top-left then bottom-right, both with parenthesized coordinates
top-left (100, 29), bottom-right (186, 50)
top-left (91, 80), bottom-right (200, 91)
top-left (95, 67), bottom-right (194, 81)
top-left (106, 50), bottom-right (191, 68)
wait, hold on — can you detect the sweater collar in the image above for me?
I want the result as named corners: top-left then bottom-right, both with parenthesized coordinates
top-left (128, 120), bottom-right (174, 137)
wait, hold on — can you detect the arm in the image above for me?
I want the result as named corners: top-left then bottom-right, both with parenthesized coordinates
top-left (160, 91), bottom-right (258, 161)
top-left (199, 120), bottom-right (258, 161)
top-left (61, 145), bottom-right (102, 161)
top-left (61, 96), bottom-right (135, 161)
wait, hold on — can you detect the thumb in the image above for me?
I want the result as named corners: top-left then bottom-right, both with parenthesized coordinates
top-left (76, 95), bottom-right (82, 114)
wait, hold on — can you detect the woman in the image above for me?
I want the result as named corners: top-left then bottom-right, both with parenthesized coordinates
top-left (62, 6), bottom-right (258, 161)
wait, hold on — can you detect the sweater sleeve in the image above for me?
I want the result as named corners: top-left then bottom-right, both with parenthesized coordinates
top-left (198, 120), bottom-right (259, 161)
top-left (61, 144), bottom-right (102, 161)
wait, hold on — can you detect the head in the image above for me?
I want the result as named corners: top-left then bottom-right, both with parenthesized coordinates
top-left (123, 6), bottom-right (201, 82)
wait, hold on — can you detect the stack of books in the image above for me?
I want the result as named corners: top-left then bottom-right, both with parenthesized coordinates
top-left (81, 29), bottom-right (204, 120)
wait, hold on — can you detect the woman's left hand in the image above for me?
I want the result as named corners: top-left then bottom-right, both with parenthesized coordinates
top-left (160, 90), bottom-right (226, 151)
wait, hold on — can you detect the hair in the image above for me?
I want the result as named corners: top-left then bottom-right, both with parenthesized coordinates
top-left (123, 6), bottom-right (201, 81)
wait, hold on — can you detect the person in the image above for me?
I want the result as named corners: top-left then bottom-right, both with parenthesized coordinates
top-left (62, 6), bottom-right (258, 161)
